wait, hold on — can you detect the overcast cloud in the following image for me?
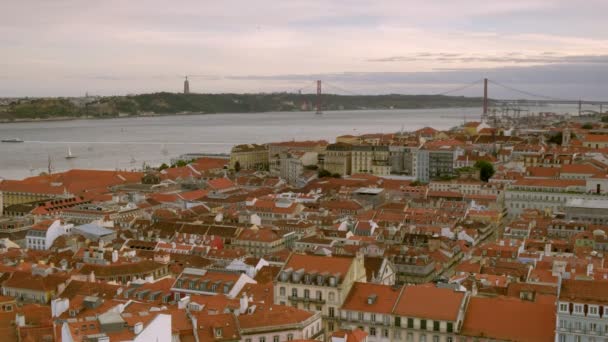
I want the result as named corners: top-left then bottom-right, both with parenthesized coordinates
top-left (1, 0), bottom-right (608, 99)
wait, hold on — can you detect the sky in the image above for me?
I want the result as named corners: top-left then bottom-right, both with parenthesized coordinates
top-left (2, 0), bottom-right (608, 99)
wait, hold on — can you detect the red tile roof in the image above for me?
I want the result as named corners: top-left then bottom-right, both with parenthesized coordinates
top-left (461, 296), bottom-right (555, 342)
top-left (284, 253), bottom-right (354, 277)
top-left (393, 284), bottom-right (466, 321)
top-left (342, 282), bottom-right (402, 314)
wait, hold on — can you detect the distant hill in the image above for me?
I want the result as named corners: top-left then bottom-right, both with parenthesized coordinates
top-left (0, 92), bottom-right (486, 122)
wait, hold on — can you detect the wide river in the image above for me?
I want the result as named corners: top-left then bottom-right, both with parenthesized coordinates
top-left (0, 105), bottom-right (579, 180)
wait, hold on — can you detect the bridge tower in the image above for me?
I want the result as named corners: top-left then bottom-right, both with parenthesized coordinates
top-left (316, 80), bottom-right (322, 114)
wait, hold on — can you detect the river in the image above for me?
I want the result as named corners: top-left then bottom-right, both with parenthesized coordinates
top-left (0, 105), bottom-right (579, 180)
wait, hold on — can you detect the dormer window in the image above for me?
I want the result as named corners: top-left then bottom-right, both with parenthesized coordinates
top-left (559, 303), bottom-right (569, 313)
top-left (214, 328), bottom-right (223, 338)
top-left (574, 304), bottom-right (583, 314)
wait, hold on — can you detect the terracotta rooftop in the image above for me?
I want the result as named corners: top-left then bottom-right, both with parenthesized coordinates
top-left (461, 296), bottom-right (555, 342)
top-left (342, 282), bottom-right (402, 314)
top-left (393, 284), bottom-right (466, 321)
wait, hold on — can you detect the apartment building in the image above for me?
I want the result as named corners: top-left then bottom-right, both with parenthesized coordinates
top-left (231, 226), bottom-right (286, 257)
top-left (324, 143), bottom-right (353, 176)
top-left (274, 253), bottom-right (367, 334)
top-left (392, 284), bottom-right (468, 342)
top-left (505, 178), bottom-right (608, 216)
top-left (230, 143), bottom-right (269, 171)
top-left (352, 145), bottom-right (391, 176)
top-left (340, 282), bottom-right (403, 342)
top-left (269, 140), bottom-right (328, 176)
top-left (556, 279), bottom-right (608, 342)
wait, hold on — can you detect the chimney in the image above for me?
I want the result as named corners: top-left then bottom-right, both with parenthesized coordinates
top-left (15, 314), bottom-right (25, 327)
top-left (544, 243), bottom-right (552, 256)
top-left (112, 250), bottom-right (118, 263)
top-left (134, 322), bottom-right (143, 335)
top-left (240, 293), bottom-right (249, 314)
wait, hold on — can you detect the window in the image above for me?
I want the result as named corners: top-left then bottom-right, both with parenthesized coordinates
top-left (329, 292), bottom-right (335, 302)
top-left (407, 333), bottom-right (413, 342)
top-left (421, 320), bottom-right (427, 330)
top-left (407, 318), bottom-right (414, 329)
top-left (259, 338), bottom-right (266, 342)
top-left (559, 303), bottom-right (568, 312)
top-left (329, 307), bottom-right (335, 318)
top-left (447, 322), bottom-right (453, 333)
top-left (358, 312), bottom-right (364, 321)
top-left (328, 322), bottom-right (334, 331)
top-left (419, 334), bottom-right (426, 342)
top-left (370, 327), bottom-right (376, 336)
top-left (383, 329), bottom-right (389, 338)
top-left (433, 321), bottom-right (439, 331)
top-left (273, 336), bottom-right (279, 342)
top-left (574, 304), bottom-right (583, 314)
top-left (433, 336), bottom-right (439, 342)
top-left (304, 289), bottom-right (310, 299)
top-left (280, 287), bottom-right (285, 296)
top-left (287, 334), bottom-right (293, 341)
top-left (316, 291), bottom-right (323, 301)
top-left (395, 316), bottom-right (401, 327)
top-left (292, 288), bottom-right (298, 298)
top-left (246, 339), bottom-right (252, 342)
top-left (371, 313), bottom-right (376, 322)
top-left (590, 306), bottom-right (599, 316)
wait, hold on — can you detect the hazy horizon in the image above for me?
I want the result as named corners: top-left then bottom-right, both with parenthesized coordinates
top-left (2, 1), bottom-right (608, 99)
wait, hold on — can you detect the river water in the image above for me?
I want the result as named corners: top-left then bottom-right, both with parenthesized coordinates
top-left (0, 105), bottom-right (579, 180)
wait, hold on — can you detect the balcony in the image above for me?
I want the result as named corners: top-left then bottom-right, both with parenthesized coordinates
top-left (558, 327), bottom-right (605, 336)
top-left (288, 295), bottom-right (326, 304)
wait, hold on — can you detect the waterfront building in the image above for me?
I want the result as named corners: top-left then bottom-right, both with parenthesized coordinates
top-left (230, 144), bottom-right (269, 171)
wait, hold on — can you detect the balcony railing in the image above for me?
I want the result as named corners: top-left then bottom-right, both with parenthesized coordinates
top-left (288, 295), bottom-right (326, 304)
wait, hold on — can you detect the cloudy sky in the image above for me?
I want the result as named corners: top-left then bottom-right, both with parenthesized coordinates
top-left (2, 0), bottom-right (608, 98)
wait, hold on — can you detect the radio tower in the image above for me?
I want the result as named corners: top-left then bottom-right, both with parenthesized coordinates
top-left (183, 76), bottom-right (190, 94)
top-left (315, 80), bottom-right (322, 115)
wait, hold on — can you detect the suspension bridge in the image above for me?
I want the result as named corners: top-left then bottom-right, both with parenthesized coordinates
top-left (181, 75), bottom-right (608, 116)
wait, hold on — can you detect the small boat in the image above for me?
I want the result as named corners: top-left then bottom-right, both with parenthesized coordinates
top-left (1, 138), bottom-right (24, 143)
top-left (65, 147), bottom-right (77, 159)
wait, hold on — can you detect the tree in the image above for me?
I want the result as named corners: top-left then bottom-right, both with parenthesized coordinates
top-left (582, 123), bottom-right (593, 129)
top-left (158, 163), bottom-right (169, 171)
top-left (601, 116), bottom-right (608, 123)
top-left (318, 169), bottom-right (332, 178)
top-left (234, 161), bottom-right (241, 172)
top-left (331, 173), bottom-right (341, 178)
top-left (474, 160), bottom-right (495, 182)
top-left (173, 160), bottom-right (188, 168)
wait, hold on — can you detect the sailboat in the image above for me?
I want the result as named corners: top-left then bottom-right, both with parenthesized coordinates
top-left (65, 147), bottom-right (77, 159)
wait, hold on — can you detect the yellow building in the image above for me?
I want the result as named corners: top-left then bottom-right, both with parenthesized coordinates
top-left (230, 144), bottom-right (269, 171)
top-left (351, 145), bottom-right (390, 176)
